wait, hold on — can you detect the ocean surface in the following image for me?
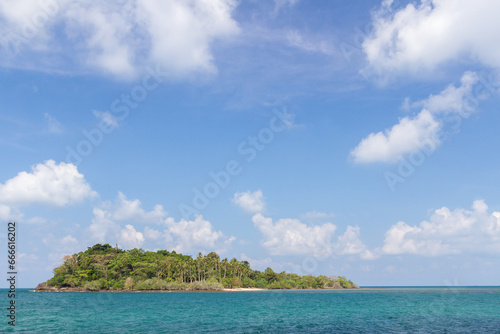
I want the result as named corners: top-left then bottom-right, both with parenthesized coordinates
top-left (2, 287), bottom-right (500, 333)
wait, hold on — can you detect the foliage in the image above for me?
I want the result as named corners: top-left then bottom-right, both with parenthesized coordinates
top-left (44, 244), bottom-right (358, 291)
top-left (83, 280), bottom-right (103, 291)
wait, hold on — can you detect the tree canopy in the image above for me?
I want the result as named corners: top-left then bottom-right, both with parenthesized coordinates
top-left (42, 244), bottom-right (358, 291)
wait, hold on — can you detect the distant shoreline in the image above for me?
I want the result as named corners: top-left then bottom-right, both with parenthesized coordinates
top-left (30, 286), bottom-right (500, 292)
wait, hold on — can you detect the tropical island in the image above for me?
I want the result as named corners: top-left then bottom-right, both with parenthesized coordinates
top-left (35, 244), bottom-right (358, 292)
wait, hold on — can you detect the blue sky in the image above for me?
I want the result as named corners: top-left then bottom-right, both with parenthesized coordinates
top-left (1, 0), bottom-right (500, 288)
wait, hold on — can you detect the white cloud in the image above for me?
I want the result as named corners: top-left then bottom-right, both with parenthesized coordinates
top-left (359, 249), bottom-right (379, 261)
top-left (253, 213), bottom-right (334, 256)
top-left (44, 113), bottom-right (63, 134)
top-left (89, 192), bottom-right (233, 254)
top-left (409, 71), bottom-right (479, 115)
top-left (93, 110), bottom-right (118, 128)
top-left (363, 0), bottom-right (500, 78)
top-left (89, 207), bottom-right (120, 243)
top-left (60, 235), bottom-right (78, 245)
top-left (351, 71), bottom-right (479, 164)
top-left (232, 190), bottom-right (265, 213)
top-left (144, 226), bottom-right (162, 241)
top-left (335, 226), bottom-right (367, 255)
top-left (63, 2), bottom-right (137, 78)
top-left (0, 0), bottom-right (239, 79)
top-left (136, 0), bottom-right (239, 78)
top-left (382, 200), bottom-right (500, 256)
top-left (89, 192), bottom-right (166, 242)
top-left (164, 215), bottom-right (231, 253)
top-left (0, 160), bottom-right (97, 207)
top-left (0, 0), bottom-right (56, 52)
top-left (109, 192), bottom-right (167, 223)
top-left (350, 109), bottom-right (441, 163)
top-left (119, 224), bottom-right (145, 249)
top-left (253, 213), bottom-right (370, 258)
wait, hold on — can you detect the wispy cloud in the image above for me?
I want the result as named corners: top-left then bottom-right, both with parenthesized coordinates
top-left (285, 30), bottom-right (335, 55)
top-left (299, 211), bottom-right (335, 221)
top-left (93, 110), bottom-right (119, 128)
top-left (43, 113), bottom-right (63, 134)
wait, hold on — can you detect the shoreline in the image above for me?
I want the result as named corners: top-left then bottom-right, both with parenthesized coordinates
top-left (32, 287), bottom-right (358, 293)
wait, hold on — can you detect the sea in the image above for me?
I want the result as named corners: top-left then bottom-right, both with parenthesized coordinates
top-left (2, 287), bottom-right (500, 333)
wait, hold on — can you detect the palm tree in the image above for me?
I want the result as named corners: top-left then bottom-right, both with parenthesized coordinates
top-left (221, 258), bottom-right (228, 278)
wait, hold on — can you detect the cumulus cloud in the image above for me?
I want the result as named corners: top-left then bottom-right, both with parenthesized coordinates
top-left (232, 190), bottom-right (266, 213)
top-left (143, 226), bottom-right (162, 241)
top-left (89, 207), bottom-right (121, 244)
top-left (252, 213), bottom-right (370, 258)
top-left (0, 0), bottom-right (239, 79)
top-left (108, 192), bottom-right (167, 223)
top-left (240, 253), bottom-right (303, 273)
top-left (382, 200), bottom-right (500, 256)
top-left (363, 0), bottom-right (500, 78)
top-left (164, 215), bottom-right (232, 253)
top-left (335, 226), bottom-right (366, 255)
top-left (136, 0), bottom-right (239, 77)
top-left (252, 213), bottom-right (336, 256)
top-left (89, 201), bottom-right (148, 249)
top-left (0, 160), bottom-right (97, 207)
top-left (60, 235), bottom-right (78, 245)
top-left (89, 192), bottom-right (233, 253)
top-left (351, 109), bottom-right (441, 163)
top-left (119, 224), bottom-right (145, 249)
top-left (336, 226), bottom-right (379, 260)
top-left (351, 71), bottom-right (478, 164)
top-left (89, 192), bottom-right (166, 243)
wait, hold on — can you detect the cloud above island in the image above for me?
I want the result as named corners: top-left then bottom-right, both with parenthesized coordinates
top-left (89, 192), bottom-right (234, 253)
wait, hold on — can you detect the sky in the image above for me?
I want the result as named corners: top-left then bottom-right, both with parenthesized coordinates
top-left (1, 0), bottom-right (500, 288)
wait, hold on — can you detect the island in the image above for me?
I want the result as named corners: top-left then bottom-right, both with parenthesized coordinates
top-left (35, 244), bottom-right (358, 292)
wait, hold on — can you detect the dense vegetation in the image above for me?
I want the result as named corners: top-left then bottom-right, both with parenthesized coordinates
top-left (43, 244), bottom-right (358, 291)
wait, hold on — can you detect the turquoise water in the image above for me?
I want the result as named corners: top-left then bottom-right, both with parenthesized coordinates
top-left (2, 287), bottom-right (500, 333)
